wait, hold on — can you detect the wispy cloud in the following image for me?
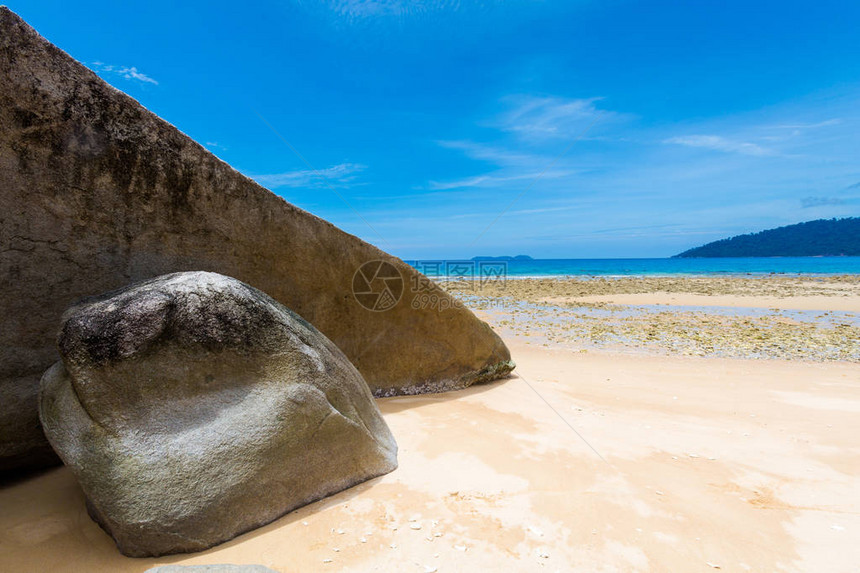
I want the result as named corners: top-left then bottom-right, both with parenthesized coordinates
top-left (428, 169), bottom-right (573, 190)
top-left (494, 95), bottom-right (609, 140)
top-left (765, 119), bottom-right (842, 130)
top-left (508, 205), bottom-right (579, 215)
top-left (205, 142), bottom-right (227, 151)
top-left (427, 95), bottom-right (614, 224)
top-left (399, 87), bottom-right (859, 257)
top-left (583, 223), bottom-right (683, 236)
top-left (800, 196), bottom-right (846, 208)
top-left (756, 118), bottom-right (844, 142)
top-left (435, 140), bottom-right (540, 166)
top-left (800, 179), bottom-right (860, 208)
top-left (252, 163), bottom-right (366, 189)
top-left (445, 203), bottom-right (580, 220)
top-left (663, 134), bottom-right (774, 156)
top-left (90, 62), bottom-right (158, 85)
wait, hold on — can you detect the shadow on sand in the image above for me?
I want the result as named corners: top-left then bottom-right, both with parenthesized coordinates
top-left (377, 374), bottom-right (515, 415)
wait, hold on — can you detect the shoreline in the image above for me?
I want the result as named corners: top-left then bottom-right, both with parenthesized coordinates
top-left (432, 272), bottom-right (860, 279)
top-left (405, 256), bottom-right (860, 280)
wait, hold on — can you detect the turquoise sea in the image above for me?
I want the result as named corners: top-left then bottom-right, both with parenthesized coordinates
top-left (406, 257), bottom-right (860, 278)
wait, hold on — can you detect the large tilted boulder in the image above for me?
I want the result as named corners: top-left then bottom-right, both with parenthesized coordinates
top-left (39, 271), bottom-right (398, 557)
top-left (0, 7), bottom-right (513, 473)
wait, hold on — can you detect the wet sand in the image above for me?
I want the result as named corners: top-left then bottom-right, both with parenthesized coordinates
top-left (451, 275), bottom-right (860, 302)
top-left (553, 292), bottom-right (860, 312)
top-left (1, 276), bottom-right (858, 572)
top-left (447, 276), bottom-right (860, 362)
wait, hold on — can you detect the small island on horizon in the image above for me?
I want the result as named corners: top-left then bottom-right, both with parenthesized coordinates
top-left (471, 255), bottom-right (535, 261)
top-left (675, 217), bottom-right (860, 258)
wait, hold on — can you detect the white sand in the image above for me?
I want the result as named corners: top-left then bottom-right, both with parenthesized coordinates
top-left (2, 341), bottom-right (859, 572)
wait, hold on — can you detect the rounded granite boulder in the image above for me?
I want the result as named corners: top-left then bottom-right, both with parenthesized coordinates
top-left (38, 272), bottom-right (397, 557)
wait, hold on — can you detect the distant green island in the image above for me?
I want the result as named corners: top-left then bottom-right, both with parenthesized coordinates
top-left (472, 255), bottom-right (534, 261)
top-left (675, 217), bottom-right (860, 258)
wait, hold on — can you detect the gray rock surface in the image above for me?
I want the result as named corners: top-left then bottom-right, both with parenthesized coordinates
top-left (39, 272), bottom-right (398, 557)
top-left (0, 7), bottom-right (513, 473)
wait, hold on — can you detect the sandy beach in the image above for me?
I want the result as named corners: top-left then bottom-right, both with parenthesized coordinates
top-left (1, 276), bottom-right (859, 572)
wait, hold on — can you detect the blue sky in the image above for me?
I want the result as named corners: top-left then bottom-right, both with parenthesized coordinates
top-left (13, 0), bottom-right (860, 258)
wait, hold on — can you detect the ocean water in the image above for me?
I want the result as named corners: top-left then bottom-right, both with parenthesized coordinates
top-left (405, 257), bottom-right (860, 278)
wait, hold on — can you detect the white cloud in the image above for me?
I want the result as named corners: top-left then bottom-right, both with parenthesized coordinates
top-left (765, 119), bottom-right (842, 130)
top-left (435, 140), bottom-right (540, 166)
top-left (426, 95), bottom-right (609, 220)
top-left (663, 134), bottom-right (774, 156)
top-left (509, 205), bottom-right (579, 215)
top-left (89, 62), bottom-right (158, 85)
top-left (494, 95), bottom-right (610, 140)
top-left (252, 163), bottom-right (366, 189)
top-left (428, 169), bottom-right (573, 190)
top-left (121, 67), bottom-right (158, 84)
